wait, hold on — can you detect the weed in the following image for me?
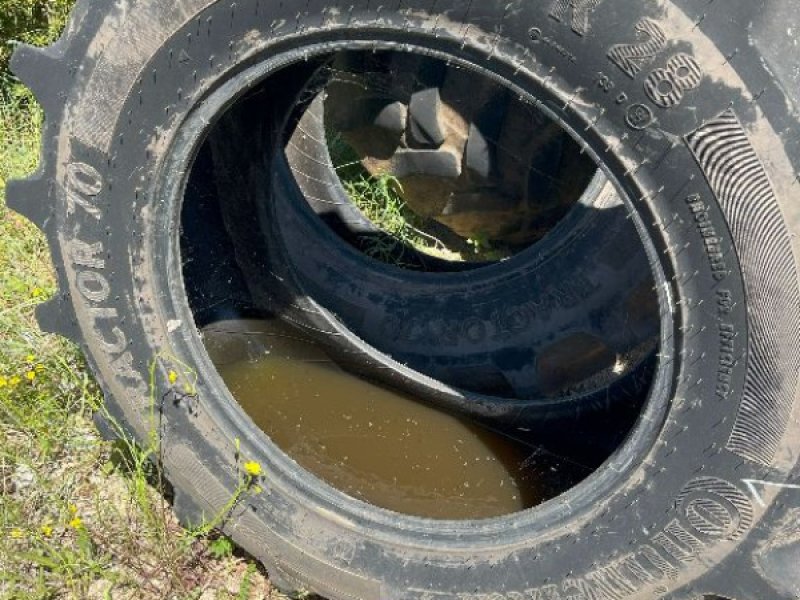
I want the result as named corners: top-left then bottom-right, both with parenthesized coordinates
top-left (344, 173), bottom-right (452, 264)
top-left (0, 4), bottom-right (279, 598)
top-left (327, 131), bottom-right (464, 266)
top-left (208, 536), bottom-right (235, 561)
top-left (327, 131), bottom-right (512, 266)
top-left (237, 564), bottom-right (258, 600)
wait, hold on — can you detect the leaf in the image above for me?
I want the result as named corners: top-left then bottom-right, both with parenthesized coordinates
top-left (208, 535), bottom-right (234, 560)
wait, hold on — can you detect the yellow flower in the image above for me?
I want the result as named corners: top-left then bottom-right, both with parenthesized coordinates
top-left (9, 376), bottom-right (21, 387)
top-left (243, 461), bottom-right (262, 477)
top-left (0, 376), bottom-right (7, 388)
top-left (31, 287), bottom-right (43, 298)
top-left (26, 354), bottom-right (35, 363)
top-left (35, 364), bottom-right (45, 373)
top-left (25, 371), bottom-right (36, 382)
top-left (40, 524), bottom-right (53, 537)
top-left (68, 517), bottom-right (83, 530)
top-left (168, 370), bottom-right (178, 385)
top-left (10, 529), bottom-right (24, 539)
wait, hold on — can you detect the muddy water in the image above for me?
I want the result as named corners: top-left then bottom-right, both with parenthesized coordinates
top-left (202, 319), bottom-right (585, 520)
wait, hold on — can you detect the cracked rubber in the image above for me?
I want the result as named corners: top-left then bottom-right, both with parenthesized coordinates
top-left (10, 1), bottom-right (800, 599)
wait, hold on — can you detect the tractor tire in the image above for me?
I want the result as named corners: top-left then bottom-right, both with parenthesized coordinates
top-left (9, 1), bottom-right (800, 598)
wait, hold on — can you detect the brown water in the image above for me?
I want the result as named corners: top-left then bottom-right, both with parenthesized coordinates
top-left (202, 319), bottom-right (586, 520)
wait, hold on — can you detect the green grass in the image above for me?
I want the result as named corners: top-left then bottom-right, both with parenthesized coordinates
top-left (343, 173), bottom-right (465, 265)
top-left (327, 132), bottom-right (466, 265)
top-left (327, 131), bottom-right (509, 266)
top-left (0, 6), bottom-right (282, 599)
top-left (0, 0), bottom-right (73, 79)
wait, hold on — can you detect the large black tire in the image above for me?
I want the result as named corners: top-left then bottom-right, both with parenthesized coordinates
top-left (280, 97), bottom-right (660, 401)
top-left (10, 1), bottom-right (800, 599)
top-left (204, 79), bottom-right (661, 462)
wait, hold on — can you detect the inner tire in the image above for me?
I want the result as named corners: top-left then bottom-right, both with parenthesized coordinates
top-left (208, 93), bottom-right (660, 411)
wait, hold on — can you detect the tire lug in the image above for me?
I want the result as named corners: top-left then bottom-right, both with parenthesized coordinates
top-left (5, 175), bottom-right (53, 230)
top-left (464, 123), bottom-right (492, 178)
top-left (374, 100), bottom-right (407, 134)
top-left (10, 44), bottom-right (66, 114)
top-left (35, 296), bottom-right (81, 343)
top-left (408, 87), bottom-right (447, 148)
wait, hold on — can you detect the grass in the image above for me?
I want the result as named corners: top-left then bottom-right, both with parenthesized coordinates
top-left (0, 0), bottom-right (73, 87)
top-left (343, 173), bottom-right (466, 265)
top-left (327, 132), bottom-right (483, 266)
top-left (0, 7), bottom-right (284, 599)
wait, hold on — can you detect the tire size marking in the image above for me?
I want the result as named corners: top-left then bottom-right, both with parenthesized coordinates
top-left (556, 15), bottom-right (704, 131)
top-left (644, 53), bottom-right (704, 108)
top-left (607, 18), bottom-right (667, 79)
top-left (448, 478), bottom-right (755, 600)
top-left (538, 10), bottom-right (706, 127)
top-left (603, 17), bottom-right (706, 109)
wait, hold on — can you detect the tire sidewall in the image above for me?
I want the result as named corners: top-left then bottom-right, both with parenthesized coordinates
top-left (51, 1), bottom-right (800, 598)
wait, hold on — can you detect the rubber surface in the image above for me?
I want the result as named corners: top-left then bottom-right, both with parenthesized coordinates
top-left (205, 62), bottom-right (661, 430)
top-left (9, 1), bottom-right (800, 599)
top-left (210, 86), bottom-right (660, 416)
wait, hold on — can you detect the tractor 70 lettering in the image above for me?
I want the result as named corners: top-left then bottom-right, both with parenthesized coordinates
top-left (65, 162), bottom-right (104, 218)
top-left (64, 162), bottom-right (147, 394)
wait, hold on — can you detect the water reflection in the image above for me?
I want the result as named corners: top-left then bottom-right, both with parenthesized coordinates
top-left (203, 319), bottom-right (589, 520)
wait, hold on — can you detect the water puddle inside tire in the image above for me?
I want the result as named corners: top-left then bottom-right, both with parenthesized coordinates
top-left (202, 319), bottom-right (589, 520)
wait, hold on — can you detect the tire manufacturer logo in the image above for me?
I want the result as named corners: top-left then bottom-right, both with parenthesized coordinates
top-left (429, 478), bottom-right (756, 600)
